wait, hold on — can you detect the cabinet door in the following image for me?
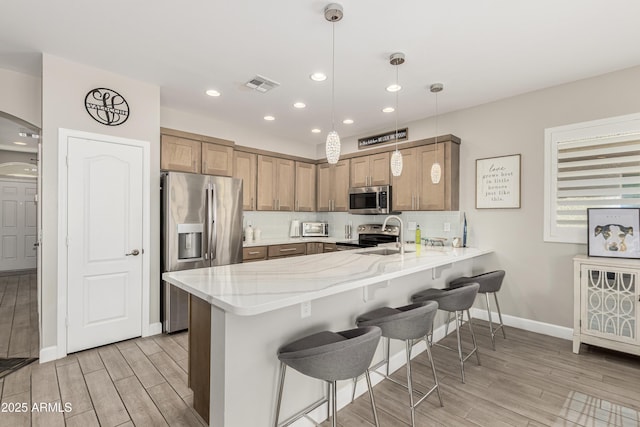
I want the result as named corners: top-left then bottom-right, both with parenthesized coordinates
top-left (233, 151), bottom-right (256, 211)
top-left (580, 265), bottom-right (638, 345)
top-left (161, 135), bottom-right (201, 173)
top-left (350, 156), bottom-right (369, 187)
top-left (202, 142), bottom-right (233, 176)
top-left (391, 148), bottom-right (416, 211)
top-left (369, 152), bottom-right (390, 186)
top-left (295, 162), bottom-right (316, 212)
top-left (333, 160), bottom-right (350, 212)
top-left (316, 163), bottom-right (331, 212)
top-left (416, 144), bottom-right (445, 210)
top-left (276, 158), bottom-right (295, 211)
top-left (256, 155), bottom-right (277, 210)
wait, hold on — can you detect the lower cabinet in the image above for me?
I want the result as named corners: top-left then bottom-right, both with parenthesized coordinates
top-left (243, 242), bottom-right (338, 261)
top-left (268, 243), bottom-right (306, 258)
top-left (573, 254), bottom-right (640, 356)
top-left (306, 242), bottom-right (324, 255)
top-left (323, 243), bottom-right (337, 253)
top-left (242, 246), bottom-right (267, 262)
top-left (189, 294), bottom-right (211, 423)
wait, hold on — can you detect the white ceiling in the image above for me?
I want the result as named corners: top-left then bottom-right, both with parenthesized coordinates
top-left (1, 0), bottom-right (640, 146)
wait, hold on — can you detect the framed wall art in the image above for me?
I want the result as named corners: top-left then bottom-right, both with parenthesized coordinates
top-left (476, 154), bottom-right (521, 209)
top-left (587, 208), bottom-right (639, 259)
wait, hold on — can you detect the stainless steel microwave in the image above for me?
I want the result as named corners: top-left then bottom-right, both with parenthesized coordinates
top-left (348, 185), bottom-right (392, 214)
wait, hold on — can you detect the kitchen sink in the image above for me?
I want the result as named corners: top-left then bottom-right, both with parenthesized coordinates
top-left (357, 248), bottom-right (414, 256)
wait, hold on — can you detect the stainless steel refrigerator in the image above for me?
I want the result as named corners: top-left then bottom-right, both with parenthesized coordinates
top-left (161, 172), bottom-right (243, 333)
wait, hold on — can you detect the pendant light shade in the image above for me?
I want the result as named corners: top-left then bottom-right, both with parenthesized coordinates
top-left (325, 3), bottom-right (343, 164)
top-left (430, 83), bottom-right (444, 184)
top-left (391, 149), bottom-right (403, 176)
top-left (390, 52), bottom-right (405, 177)
top-left (326, 130), bottom-right (341, 164)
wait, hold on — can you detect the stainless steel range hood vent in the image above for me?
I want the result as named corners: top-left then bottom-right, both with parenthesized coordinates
top-left (245, 75), bottom-right (280, 93)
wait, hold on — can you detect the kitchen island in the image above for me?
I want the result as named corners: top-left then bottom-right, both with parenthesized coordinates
top-left (163, 245), bottom-right (492, 426)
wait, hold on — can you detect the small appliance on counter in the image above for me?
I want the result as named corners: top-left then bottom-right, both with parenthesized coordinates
top-left (335, 223), bottom-right (399, 250)
top-left (301, 221), bottom-right (329, 237)
top-left (289, 220), bottom-right (301, 237)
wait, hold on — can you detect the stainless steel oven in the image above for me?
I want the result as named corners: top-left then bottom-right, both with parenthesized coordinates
top-left (348, 185), bottom-right (392, 215)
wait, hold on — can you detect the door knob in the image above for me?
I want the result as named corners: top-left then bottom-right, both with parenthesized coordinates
top-left (126, 249), bottom-right (140, 256)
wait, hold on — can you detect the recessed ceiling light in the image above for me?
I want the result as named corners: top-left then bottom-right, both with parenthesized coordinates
top-left (311, 128), bottom-right (321, 133)
top-left (264, 115), bottom-right (275, 121)
top-left (343, 119), bottom-right (354, 124)
top-left (206, 89), bottom-right (221, 97)
top-left (382, 107), bottom-right (395, 113)
top-left (310, 72), bottom-right (327, 82)
top-left (13, 141), bottom-right (27, 145)
top-left (293, 102), bottom-right (306, 109)
top-left (386, 84), bottom-right (402, 92)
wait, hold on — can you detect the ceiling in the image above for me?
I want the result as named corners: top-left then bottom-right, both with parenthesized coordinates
top-left (1, 1), bottom-right (640, 147)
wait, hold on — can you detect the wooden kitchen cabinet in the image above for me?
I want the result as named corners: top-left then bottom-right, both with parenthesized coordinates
top-left (256, 155), bottom-right (295, 211)
top-left (267, 243), bottom-right (306, 258)
top-left (392, 140), bottom-right (459, 211)
top-left (317, 160), bottom-right (349, 212)
top-left (323, 243), bottom-right (337, 253)
top-left (242, 246), bottom-right (267, 262)
top-left (202, 142), bottom-right (233, 176)
top-left (295, 162), bottom-right (316, 212)
top-left (350, 152), bottom-right (389, 187)
top-left (306, 242), bottom-right (324, 255)
top-left (233, 151), bottom-right (257, 210)
top-left (161, 134), bottom-right (201, 173)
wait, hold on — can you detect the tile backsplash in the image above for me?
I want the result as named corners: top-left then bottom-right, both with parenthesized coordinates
top-left (243, 210), bottom-right (464, 244)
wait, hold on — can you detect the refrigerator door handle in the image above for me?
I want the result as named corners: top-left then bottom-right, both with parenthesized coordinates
top-left (205, 185), bottom-right (212, 262)
top-left (210, 185), bottom-right (218, 261)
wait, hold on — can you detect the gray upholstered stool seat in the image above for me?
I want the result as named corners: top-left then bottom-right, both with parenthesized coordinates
top-left (411, 283), bottom-right (481, 383)
top-left (354, 301), bottom-right (442, 427)
top-left (449, 270), bottom-right (506, 350)
top-left (274, 326), bottom-right (381, 427)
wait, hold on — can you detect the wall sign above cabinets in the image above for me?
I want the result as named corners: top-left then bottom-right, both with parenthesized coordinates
top-left (358, 128), bottom-right (408, 149)
top-left (84, 88), bottom-right (130, 126)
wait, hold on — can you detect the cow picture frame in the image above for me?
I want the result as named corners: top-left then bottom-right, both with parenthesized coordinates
top-left (587, 208), bottom-right (640, 259)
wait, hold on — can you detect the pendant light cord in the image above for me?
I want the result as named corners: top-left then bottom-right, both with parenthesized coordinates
top-left (395, 64), bottom-right (399, 149)
top-left (331, 22), bottom-right (336, 131)
top-left (434, 90), bottom-right (439, 157)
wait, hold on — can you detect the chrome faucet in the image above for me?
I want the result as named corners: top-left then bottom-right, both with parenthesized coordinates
top-left (382, 215), bottom-right (404, 255)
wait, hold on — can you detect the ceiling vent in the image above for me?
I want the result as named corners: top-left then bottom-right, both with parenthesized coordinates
top-left (245, 75), bottom-right (280, 93)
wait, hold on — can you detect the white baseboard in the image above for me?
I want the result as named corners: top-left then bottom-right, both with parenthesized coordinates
top-left (470, 307), bottom-right (573, 341)
top-left (39, 346), bottom-right (58, 363)
top-left (146, 322), bottom-right (162, 336)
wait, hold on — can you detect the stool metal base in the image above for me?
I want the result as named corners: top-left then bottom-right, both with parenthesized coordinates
top-left (274, 362), bottom-right (379, 427)
top-left (432, 309), bottom-right (480, 383)
top-left (351, 336), bottom-right (443, 427)
top-left (484, 292), bottom-right (507, 350)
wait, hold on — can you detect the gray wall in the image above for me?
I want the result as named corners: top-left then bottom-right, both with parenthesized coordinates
top-left (334, 65), bottom-right (640, 328)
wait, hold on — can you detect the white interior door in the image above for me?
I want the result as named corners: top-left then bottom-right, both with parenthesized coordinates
top-left (0, 179), bottom-right (37, 271)
top-left (66, 136), bottom-right (143, 353)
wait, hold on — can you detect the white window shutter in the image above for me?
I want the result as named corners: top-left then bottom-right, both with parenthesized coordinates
top-left (544, 113), bottom-right (640, 243)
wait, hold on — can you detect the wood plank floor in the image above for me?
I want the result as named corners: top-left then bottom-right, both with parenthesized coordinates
top-left (0, 270), bottom-right (38, 359)
top-left (1, 317), bottom-right (639, 426)
top-left (321, 320), bottom-right (640, 427)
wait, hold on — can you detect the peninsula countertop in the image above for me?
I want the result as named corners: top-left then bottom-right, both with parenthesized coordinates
top-left (162, 244), bottom-right (492, 316)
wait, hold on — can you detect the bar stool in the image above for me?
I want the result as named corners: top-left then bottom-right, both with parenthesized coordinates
top-left (274, 326), bottom-right (381, 427)
top-left (411, 283), bottom-right (480, 383)
top-left (449, 270), bottom-right (506, 350)
top-left (354, 301), bottom-right (442, 427)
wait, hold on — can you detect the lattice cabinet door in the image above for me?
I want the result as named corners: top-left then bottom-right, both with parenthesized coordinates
top-left (574, 255), bottom-right (640, 356)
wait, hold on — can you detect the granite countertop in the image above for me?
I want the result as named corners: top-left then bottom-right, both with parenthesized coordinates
top-left (162, 244), bottom-right (493, 316)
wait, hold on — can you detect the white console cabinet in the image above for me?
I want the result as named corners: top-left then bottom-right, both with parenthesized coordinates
top-left (573, 254), bottom-right (640, 355)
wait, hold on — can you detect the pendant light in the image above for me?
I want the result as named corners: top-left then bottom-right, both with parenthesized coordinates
top-left (390, 52), bottom-right (405, 177)
top-left (430, 83), bottom-right (443, 184)
top-left (325, 3), bottom-right (343, 164)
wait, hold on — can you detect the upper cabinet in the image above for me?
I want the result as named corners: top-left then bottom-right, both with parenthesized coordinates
top-left (161, 129), bottom-right (234, 176)
top-left (392, 140), bottom-right (459, 211)
top-left (257, 155), bottom-right (295, 211)
top-left (350, 152), bottom-right (389, 187)
top-left (295, 162), bottom-right (316, 212)
top-left (202, 142), bottom-right (233, 176)
top-left (161, 134), bottom-right (201, 173)
top-left (233, 151), bottom-right (257, 211)
top-left (317, 160), bottom-right (350, 212)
